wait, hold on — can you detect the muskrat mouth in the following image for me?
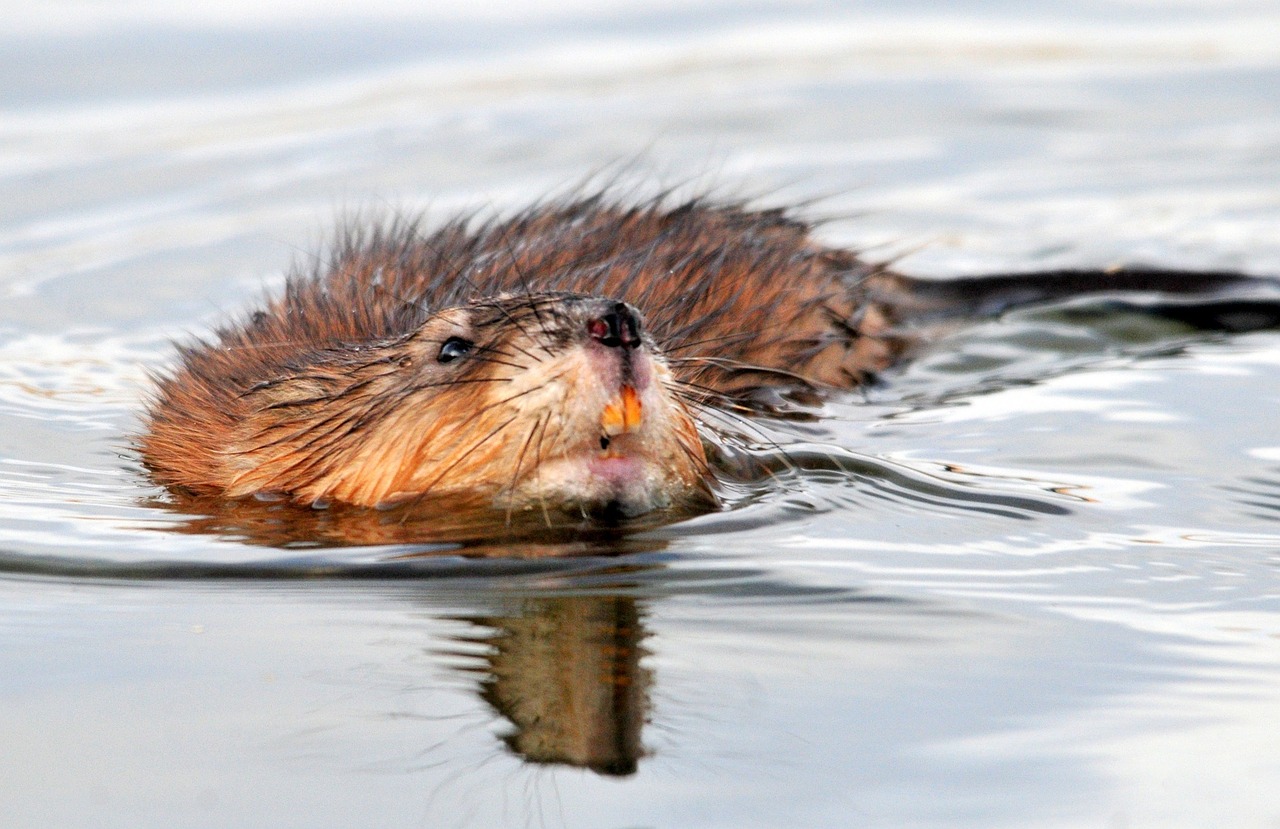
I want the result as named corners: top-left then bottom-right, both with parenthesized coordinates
top-left (599, 384), bottom-right (642, 452)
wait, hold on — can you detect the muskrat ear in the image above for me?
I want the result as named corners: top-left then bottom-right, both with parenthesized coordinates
top-left (437, 336), bottom-right (474, 364)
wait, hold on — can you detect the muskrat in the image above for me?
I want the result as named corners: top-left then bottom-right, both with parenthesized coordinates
top-left (140, 191), bottom-right (1276, 525)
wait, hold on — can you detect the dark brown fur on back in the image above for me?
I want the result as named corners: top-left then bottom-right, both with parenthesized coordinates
top-left (141, 194), bottom-right (909, 498)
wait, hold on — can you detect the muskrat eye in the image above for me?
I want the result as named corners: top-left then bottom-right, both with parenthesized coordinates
top-left (437, 336), bottom-right (474, 364)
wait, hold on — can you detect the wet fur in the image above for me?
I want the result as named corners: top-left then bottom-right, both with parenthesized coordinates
top-left (141, 193), bottom-right (908, 508)
top-left (141, 191), bottom-right (1273, 515)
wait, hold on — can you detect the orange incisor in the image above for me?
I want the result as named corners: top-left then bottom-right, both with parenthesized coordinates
top-left (601, 385), bottom-right (643, 436)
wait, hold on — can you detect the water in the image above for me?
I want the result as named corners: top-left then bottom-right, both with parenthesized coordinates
top-left (3, 0), bottom-right (1280, 826)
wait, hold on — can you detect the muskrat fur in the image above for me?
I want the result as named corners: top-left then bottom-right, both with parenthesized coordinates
top-left (140, 191), bottom-right (1272, 524)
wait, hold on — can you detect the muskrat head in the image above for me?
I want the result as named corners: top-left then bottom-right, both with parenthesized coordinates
top-left (223, 292), bottom-right (714, 520)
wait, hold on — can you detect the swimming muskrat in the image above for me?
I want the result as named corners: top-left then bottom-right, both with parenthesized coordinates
top-left (140, 191), bottom-right (1277, 524)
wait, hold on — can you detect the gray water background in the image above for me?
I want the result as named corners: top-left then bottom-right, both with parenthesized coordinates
top-left (3, 1), bottom-right (1280, 826)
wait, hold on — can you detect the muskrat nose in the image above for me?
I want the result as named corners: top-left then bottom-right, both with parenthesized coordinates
top-left (587, 302), bottom-right (642, 349)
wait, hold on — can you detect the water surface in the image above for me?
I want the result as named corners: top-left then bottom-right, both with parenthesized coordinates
top-left (3, 1), bottom-right (1280, 826)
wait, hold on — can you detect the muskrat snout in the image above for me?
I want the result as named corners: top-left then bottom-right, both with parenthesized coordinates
top-left (471, 292), bottom-right (711, 516)
top-left (587, 302), bottom-right (643, 350)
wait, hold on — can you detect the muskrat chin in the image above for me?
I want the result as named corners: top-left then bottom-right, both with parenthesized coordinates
top-left (501, 431), bottom-right (707, 520)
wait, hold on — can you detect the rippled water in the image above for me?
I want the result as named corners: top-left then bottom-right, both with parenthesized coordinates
top-left (4, 1), bottom-right (1280, 826)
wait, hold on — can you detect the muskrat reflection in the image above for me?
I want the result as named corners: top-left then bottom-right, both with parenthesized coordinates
top-left (452, 594), bottom-right (650, 776)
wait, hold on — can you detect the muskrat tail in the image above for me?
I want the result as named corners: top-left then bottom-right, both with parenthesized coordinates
top-left (874, 267), bottom-right (1280, 334)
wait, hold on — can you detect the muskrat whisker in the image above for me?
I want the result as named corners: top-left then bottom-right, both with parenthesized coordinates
top-left (680, 397), bottom-right (802, 480)
top-left (479, 371), bottom-right (570, 413)
top-left (668, 355), bottom-right (822, 388)
top-left (487, 336), bottom-right (543, 365)
top-left (505, 412), bottom-right (545, 527)
top-left (461, 354), bottom-right (526, 371)
top-left (659, 330), bottom-right (757, 354)
top-left (488, 221), bottom-right (556, 359)
top-left (532, 412), bottom-right (553, 528)
top-left (467, 297), bottom-right (547, 365)
top-left (635, 247), bottom-right (706, 330)
top-left (235, 403), bottom-right (374, 456)
top-left (466, 343), bottom-right (520, 360)
top-left (257, 375), bottom-right (386, 411)
top-left (677, 390), bottom-right (795, 450)
top-left (398, 415), bottom-right (521, 517)
top-left (666, 377), bottom-right (759, 412)
top-left (475, 328), bottom-right (543, 365)
top-left (679, 394), bottom-right (752, 428)
top-left (404, 377), bottom-right (512, 394)
top-left (668, 399), bottom-right (713, 463)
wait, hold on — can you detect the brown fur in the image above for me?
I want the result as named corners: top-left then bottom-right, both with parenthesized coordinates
top-left (139, 193), bottom-right (914, 512)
